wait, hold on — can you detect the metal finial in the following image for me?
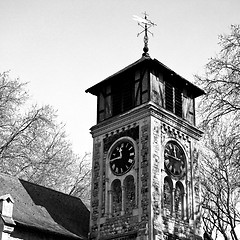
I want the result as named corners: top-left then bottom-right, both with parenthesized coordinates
top-left (133, 12), bottom-right (157, 57)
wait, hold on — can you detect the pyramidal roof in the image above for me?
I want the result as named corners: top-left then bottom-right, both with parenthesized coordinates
top-left (86, 56), bottom-right (204, 98)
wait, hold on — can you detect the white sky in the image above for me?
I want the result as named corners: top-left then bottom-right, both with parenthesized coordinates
top-left (0, 0), bottom-right (240, 156)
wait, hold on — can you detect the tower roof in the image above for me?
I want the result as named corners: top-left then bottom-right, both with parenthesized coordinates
top-left (85, 56), bottom-right (205, 98)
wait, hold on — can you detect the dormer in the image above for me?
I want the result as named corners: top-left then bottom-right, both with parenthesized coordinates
top-left (86, 56), bottom-right (204, 126)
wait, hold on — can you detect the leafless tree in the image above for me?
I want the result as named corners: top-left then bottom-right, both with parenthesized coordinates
top-left (67, 152), bottom-right (92, 208)
top-left (0, 72), bottom-right (91, 205)
top-left (200, 120), bottom-right (240, 240)
top-left (196, 25), bottom-right (240, 240)
top-left (196, 25), bottom-right (240, 127)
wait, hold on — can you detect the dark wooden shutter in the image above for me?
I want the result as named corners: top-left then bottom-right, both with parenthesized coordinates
top-left (175, 88), bottom-right (182, 117)
top-left (165, 82), bottom-right (173, 112)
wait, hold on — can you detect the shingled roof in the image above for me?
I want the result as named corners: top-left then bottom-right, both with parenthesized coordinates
top-left (0, 173), bottom-right (89, 239)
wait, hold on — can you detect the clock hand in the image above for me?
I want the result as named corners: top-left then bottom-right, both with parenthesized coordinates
top-left (109, 156), bottom-right (121, 162)
top-left (165, 153), bottom-right (181, 162)
top-left (110, 148), bottom-right (122, 162)
top-left (173, 146), bottom-right (177, 157)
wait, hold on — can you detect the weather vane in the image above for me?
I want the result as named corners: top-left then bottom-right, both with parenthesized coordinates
top-left (133, 12), bottom-right (157, 57)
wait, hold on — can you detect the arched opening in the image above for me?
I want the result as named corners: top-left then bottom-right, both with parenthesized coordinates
top-left (111, 179), bottom-right (122, 216)
top-left (175, 181), bottom-right (184, 219)
top-left (124, 175), bottom-right (135, 213)
top-left (163, 177), bottom-right (173, 215)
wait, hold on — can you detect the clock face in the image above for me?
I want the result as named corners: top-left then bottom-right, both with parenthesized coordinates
top-left (164, 141), bottom-right (186, 177)
top-left (109, 140), bottom-right (135, 176)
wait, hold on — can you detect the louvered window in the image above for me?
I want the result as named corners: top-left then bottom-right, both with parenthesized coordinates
top-left (165, 82), bottom-right (183, 118)
top-left (165, 82), bottom-right (173, 112)
top-left (175, 88), bottom-right (182, 117)
top-left (112, 80), bottom-right (133, 116)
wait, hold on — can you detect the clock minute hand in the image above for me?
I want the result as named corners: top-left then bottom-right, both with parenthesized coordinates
top-left (170, 155), bottom-right (182, 162)
top-left (109, 149), bottom-right (122, 162)
top-left (110, 156), bottom-right (121, 162)
top-left (166, 153), bottom-right (181, 162)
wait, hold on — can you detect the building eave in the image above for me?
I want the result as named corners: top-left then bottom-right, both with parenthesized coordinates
top-left (85, 56), bottom-right (205, 98)
top-left (15, 220), bottom-right (85, 240)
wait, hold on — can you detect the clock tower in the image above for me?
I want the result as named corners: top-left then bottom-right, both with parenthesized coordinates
top-left (86, 16), bottom-right (204, 240)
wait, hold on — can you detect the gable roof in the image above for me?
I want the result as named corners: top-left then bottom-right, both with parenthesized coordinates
top-left (0, 173), bottom-right (89, 239)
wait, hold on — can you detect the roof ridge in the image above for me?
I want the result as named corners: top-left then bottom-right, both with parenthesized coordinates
top-left (0, 173), bottom-right (77, 200)
top-left (19, 178), bottom-right (84, 201)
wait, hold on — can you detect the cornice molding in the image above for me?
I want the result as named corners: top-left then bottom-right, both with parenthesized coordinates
top-left (149, 103), bottom-right (203, 140)
top-left (90, 103), bottom-right (150, 137)
top-left (90, 102), bottom-right (203, 140)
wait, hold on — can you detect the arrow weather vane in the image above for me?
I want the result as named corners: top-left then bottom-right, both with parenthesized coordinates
top-left (133, 12), bottom-right (157, 57)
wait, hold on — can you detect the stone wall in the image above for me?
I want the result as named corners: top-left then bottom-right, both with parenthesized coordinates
top-left (154, 119), bottom-right (202, 240)
top-left (90, 112), bottom-right (202, 240)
